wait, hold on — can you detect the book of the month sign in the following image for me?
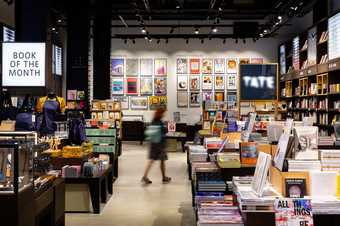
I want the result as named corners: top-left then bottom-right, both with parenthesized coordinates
top-left (2, 42), bottom-right (46, 87)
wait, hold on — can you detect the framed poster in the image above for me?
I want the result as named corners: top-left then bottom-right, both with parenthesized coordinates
top-left (177, 75), bottom-right (188, 90)
top-left (214, 58), bottom-right (225, 74)
top-left (130, 96), bottom-right (148, 110)
top-left (113, 96), bottom-right (129, 110)
top-left (126, 58), bottom-right (138, 76)
top-left (250, 58), bottom-right (264, 64)
top-left (226, 59), bottom-right (237, 73)
top-left (215, 92), bottom-right (225, 101)
top-left (111, 58), bottom-right (124, 75)
top-left (140, 58), bottom-right (153, 76)
top-left (177, 92), bottom-right (188, 107)
top-left (190, 92), bottom-right (201, 107)
top-left (329, 12), bottom-right (340, 60)
top-left (214, 74), bottom-right (225, 90)
top-left (189, 58), bottom-right (200, 74)
top-left (176, 58), bottom-right (188, 74)
top-left (239, 64), bottom-right (277, 100)
top-left (202, 75), bottom-right (213, 90)
top-left (149, 96), bottom-right (167, 110)
top-left (239, 58), bottom-right (250, 64)
top-left (292, 36), bottom-right (300, 70)
top-left (126, 78), bottom-right (138, 95)
top-left (308, 27), bottom-right (317, 66)
top-left (112, 78), bottom-right (124, 95)
top-left (279, 45), bottom-right (286, 75)
top-left (227, 74), bottom-right (237, 90)
top-left (189, 75), bottom-right (200, 91)
top-left (140, 77), bottom-right (153, 95)
top-left (202, 92), bottom-right (214, 102)
top-left (202, 59), bottom-right (213, 74)
top-left (154, 77), bottom-right (167, 95)
top-left (154, 58), bottom-right (167, 76)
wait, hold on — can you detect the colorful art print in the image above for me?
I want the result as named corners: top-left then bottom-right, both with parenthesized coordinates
top-left (67, 90), bottom-right (77, 100)
top-left (154, 78), bottom-right (167, 95)
top-left (189, 58), bottom-right (200, 74)
top-left (112, 96), bottom-right (129, 110)
top-left (227, 94), bottom-right (237, 103)
top-left (126, 78), bottom-right (138, 95)
top-left (203, 121), bottom-right (211, 130)
top-left (177, 75), bottom-right (188, 90)
top-left (214, 58), bottom-right (225, 74)
top-left (140, 58), bottom-right (153, 75)
top-left (274, 199), bottom-right (313, 226)
top-left (176, 58), bottom-right (188, 74)
top-left (154, 58), bottom-right (167, 76)
top-left (227, 74), bottom-right (237, 90)
top-left (214, 74), bottom-right (225, 90)
top-left (130, 96), bottom-right (148, 110)
top-left (77, 91), bottom-right (85, 100)
top-left (149, 96), bottom-right (167, 110)
top-left (285, 178), bottom-right (306, 198)
top-left (216, 111), bottom-right (223, 121)
top-left (167, 121), bottom-right (176, 132)
top-left (250, 58), bottom-right (264, 64)
top-left (189, 75), bottom-right (200, 90)
top-left (112, 78), bottom-right (124, 95)
top-left (126, 58), bottom-right (139, 75)
top-left (202, 92), bottom-right (214, 102)
top-left (215, 92), bottom-right (225, 101)
top-left (140, 78), bottom-right (153, 95)
top-left (190, 92), bottom-right (201, 107)
top-left (202, 75), bottom-right (213, 90)
top-left (202, 59), bottom-right (213, 74)
top-left (177, 92), bottom-right (188, 107)
top-left (226, 59), bottom-right (238, 73)
top-left (239, 58), bottom-right (250, 64)
top-left (111, 58), bottom-right (124, 75)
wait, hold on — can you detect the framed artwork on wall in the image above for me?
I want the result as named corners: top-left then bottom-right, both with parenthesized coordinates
top-left (140, 58), bottom-right (153, 76)
top-left (214, 74), bottom-right (225, 90)
top-left (202, 75), bottom-right (213, 90)
top-left (250, 58), bottom-right (264, 64)
top-left (177, 75), bottom-right (188, 90)
top-left (130, 96), bottom-right (148, 110)
top-left (226, 59), bottom-right (237, 74)
top-left (126, 78), bottom-right (139, 95)
top-left (177, 92), bottom-right (188, 107)
top-left (215, 92), bottom-right (225, 101)
top-left (189, 75), bottom-right (200, 91)
top-left (190, 92), bottom-right (201, 107)
top-left (113, 96), bottom-right (129, 110)
top-left (202, 59), bottom-right (213, 74)
top-left (154, 58), bottom-right (167, 76)
top-left (202, 92), bottom-right (214, 102)
top-left (239, 58), bottom-right (250, 64)
top-left (140, 77), bottom-right (153, 95)
top-left (111, 58), bottom-right (124, 75)
top-left (176, 58), bottom-right (188, 74)
top-left (154, 77), bottom-right (167, 95)
top-left (126, 58), bottom-right (139, 76)
top-left (189, 58), bottom-right (200, 74)
top-left (227, 74), bottom-right (237, 90)
top-left (149, 96), bottom-right (167, 110)
top-left (111, 77), bottom-right (124, 95)
top-left (214, 58), bottom-right (225, 74)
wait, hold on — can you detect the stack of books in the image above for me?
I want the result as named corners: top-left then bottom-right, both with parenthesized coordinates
top-left (189, 145), bottom-right (208, 162)
top-left (198, 181), bottom-right (227, 192)
top-left (288, 160), bottom-right (322, 172)
top-left (204, 137), bottom-right (223, 149)
top-left (192, 162), bottom-right (220, 180)
top-left (318, 136), bottom-right (334, 146)
top-left (320, 149), bottom-right (340, 171)
top-left (312, 197), bottom-right (340, 214)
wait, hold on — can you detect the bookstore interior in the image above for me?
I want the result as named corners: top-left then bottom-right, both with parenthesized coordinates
top-left (3, 0), bottom-right (340, 226)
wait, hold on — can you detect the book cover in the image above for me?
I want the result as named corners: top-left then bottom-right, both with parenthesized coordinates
top-left (285, 178), bottom-right (306, 198)
top-left (240, 142), bottom-right (258, 165)
top-left (274, 199), bottom-right (313, 226)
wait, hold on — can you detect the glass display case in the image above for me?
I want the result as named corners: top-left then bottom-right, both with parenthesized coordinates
top-left (0, 141), bottom-right (34, 193)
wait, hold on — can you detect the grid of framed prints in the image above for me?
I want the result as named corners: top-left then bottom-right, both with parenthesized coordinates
top-left (110, 57), bottom-right (167, 110)
top-left (176, 57), bottom-right (262, 108)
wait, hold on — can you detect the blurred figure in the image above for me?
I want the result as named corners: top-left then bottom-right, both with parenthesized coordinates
top-left (142, 108), bottom-right (171, 184)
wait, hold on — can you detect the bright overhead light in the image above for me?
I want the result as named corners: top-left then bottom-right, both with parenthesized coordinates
top-left (278, 15), bottom-right (282, 20)
top-left (264, 29), bottom-right (268, 33)
top-left (57, 19), bottom-right (62, 23)
top-left (212, 26), bottom-right (218, 33)
top-left (144, 36), bottom-right (148, 40)
top-left (260, 33), bottom-right (264, 37)
top-left (52, 27), bottom-right (56, 31)
top-left (194, 28), bottom-right (199, 34)
top-left (148, 37), bottom-right (152, 42)
top-left (141, 27), bottom-right (147, 33)
top-left (176, 5), bottom-right (180, 9)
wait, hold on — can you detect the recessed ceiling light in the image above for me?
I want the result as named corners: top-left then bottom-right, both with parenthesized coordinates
top-left (195, 28), bottom-right (199, 34)
top-left (264, 29), bottom-right (268, 33)
top-left (278, 15), bottom-right (282, 20)
top-left (212, 26), bottom-right (218, 33)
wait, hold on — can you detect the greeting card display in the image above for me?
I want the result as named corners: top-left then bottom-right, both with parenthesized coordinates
top-left (111, 58), bottom-right (124, 75)
top-left (154, 78), bottom-right (167, 95)
top-left (177, 92), bottom-right (188, 107)
top-left (202, 92), bottom-right (214, 102)
top-left (190, 92), bottom-right (201, 107)
top-left (154, 58), bottom-right (167, 76)
top-left (202, 75), bottom-right (213, 90)
top-left (214, 74), bottom-right (225, 90)
top-left (177, 75), bottom-right (188, 90)
top-left (126, 78), bottom-right (138, 95)
top-left (140, 78), bottom-right (153, 95)
top-left (176, 58), bottom-right (188, 74)
top-left (215, 92), bottom-right (225, 101)
top-left (149, 96), bottom-right (167, 110)
top-left (189, 75), bottom-right (200, 91)
top-left (126, 58), bottom-right (139, 76)
top-left (130, 96), bottom-right (148, 110)
top-left (140, 58), bottom-right (153, 75)
top-left (214, 58), bottom-right (225, 74)
top-left (168, 121), bottom-right (176, 132)
top-left (202, 59), bottom-right (213, 74)
top-left (189, 58), bottom-right (200, 74)
top-left (113, 96), bottom-right (129, 110)
top-left (226, 59), bottom-right (237, 73)
top-left (112, 78), bottom-right (124, 95)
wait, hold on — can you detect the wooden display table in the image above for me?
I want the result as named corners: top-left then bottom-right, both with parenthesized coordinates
top-left (165, 132), bottom-right (187, 152)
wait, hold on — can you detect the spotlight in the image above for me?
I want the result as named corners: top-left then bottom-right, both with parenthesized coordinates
top-left (176, 5), bottom-right (180, 9)
top-left (223, 39), bottom-right (226, 44)
top-left (186, 39), bottom-right (189, 44)
top-left (157, 39), bottom-right (160, 44)
top-left (243, 39), bottom-right (246, 44)
top-left (141, 27), bottom-right (147, 33)
top-left (148, 37), bottom-right (152, 42)
top-left (169, 27), bottom-right (175, 34)
top-left (264, 29), bottom-right (268, 34)
top-left (194, 28), bottom-right (199, 34)
top-left (278, 15), bottom-right (282, 20)
top-left (144, 36), bottom-right (148, 40)
top-left (212, 26), bottom-right (218, 33)
top-left (260, 33), bottom-right (264, 37)
top-left (52, 27), bottom-right (56, 31)
top-left (218, 7), bottom-right (223, 12)
top-left (201, 39), bottom-right (204, 44)
top-left (57, 19), bottom-right (62, 23)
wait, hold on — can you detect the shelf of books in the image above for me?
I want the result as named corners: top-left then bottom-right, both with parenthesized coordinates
top-left (279, 11), bottom-right (340, 136)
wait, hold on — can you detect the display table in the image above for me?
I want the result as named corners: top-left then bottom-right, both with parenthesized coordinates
top-left (64, 165), bottom-right (113, 214)
top-left (165, 132), bottom-right (187, 152)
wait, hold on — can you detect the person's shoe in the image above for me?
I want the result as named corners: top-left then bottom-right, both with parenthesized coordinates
top-left (141, 177), bottom-right (152, 184)
top-left (162, 176), bottom-right (172, 183)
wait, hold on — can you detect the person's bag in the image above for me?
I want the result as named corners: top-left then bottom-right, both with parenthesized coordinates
top-left (144, 125), bottom-right (162, 143)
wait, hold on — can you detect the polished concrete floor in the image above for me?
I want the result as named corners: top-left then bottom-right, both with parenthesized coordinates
top-left (66, 142), bottom-right (196, 226)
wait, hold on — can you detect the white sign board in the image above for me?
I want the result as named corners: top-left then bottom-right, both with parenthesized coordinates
top-left (2, 42), bottom-right (46, 87)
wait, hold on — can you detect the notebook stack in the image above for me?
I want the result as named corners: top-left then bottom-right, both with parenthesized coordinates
top-left (320, 150), bottom-right (340, 171)
top-left (288, 160), bottom-right (322, 172)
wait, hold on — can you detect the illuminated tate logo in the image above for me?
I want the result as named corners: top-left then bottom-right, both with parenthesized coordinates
top-left (242, 76), bottom-right (274, 89)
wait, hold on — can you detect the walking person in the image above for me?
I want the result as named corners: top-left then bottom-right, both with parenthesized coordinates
top-left (142, 107), bottom-right (171, 184)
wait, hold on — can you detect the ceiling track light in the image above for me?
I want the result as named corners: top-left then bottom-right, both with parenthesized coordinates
top-left (223, 39), bottom-right (226, 44)
top-left (194, 28), bottom-right (199, 34)
top-left (148, 37), bottom-right (152, 42)
top-left (201, 39), bottom-right (204, 44)
top-left (278, 15), bottom-right (282, 20)
top-left (157, 39), bottom-right (160, 44)
top-left (243, 39), bottom-right (246, 44)
top-left (212, 26), bottom-right (218, 33)
top-left (124, 39), bottom-right (127, 44)
top-left (141, 27), bottom-right (147, 33)
top-left (186, 39), bottom-right (189, 44)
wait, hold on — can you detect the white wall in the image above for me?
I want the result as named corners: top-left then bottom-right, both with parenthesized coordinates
top-left (110, 38), bottom-right (280, 123)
